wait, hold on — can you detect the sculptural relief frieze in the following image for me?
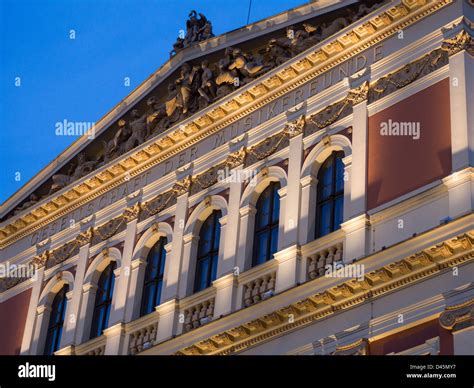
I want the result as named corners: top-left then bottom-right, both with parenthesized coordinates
top-left (5, 2), bottom-right (385, 220)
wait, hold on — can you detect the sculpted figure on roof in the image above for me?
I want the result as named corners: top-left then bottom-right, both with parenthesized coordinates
top-left (171, 11), bottom-right (214, 56)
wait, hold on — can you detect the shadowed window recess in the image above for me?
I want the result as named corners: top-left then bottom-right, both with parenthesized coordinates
top-left (253, 181), bottom-right (281, 267)
top-left (194, 210), bottom-right (222, 292)
top-left (316, 151), bottom-right (344, 238)
top-left (140, 237), bottom-right (167, 316)
top-left (43, 285), bottom-right (69, 355)
top-left (90, 262), bottom-right (116, 339)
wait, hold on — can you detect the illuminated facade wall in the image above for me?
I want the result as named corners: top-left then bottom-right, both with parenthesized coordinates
top-left (0, 0), bottom-right (473, 356)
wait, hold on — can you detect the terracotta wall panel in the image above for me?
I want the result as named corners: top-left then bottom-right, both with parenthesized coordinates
top-left (0, 288), bottom-right (32, 355)
top-left (367, 79), bottom-right (452, 210)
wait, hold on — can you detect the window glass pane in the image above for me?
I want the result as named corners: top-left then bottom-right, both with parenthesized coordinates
top-left (272, 187), bottom-right (280, 223)
top-left (195, 258), bottom-right (210, 292)
top-left (256, 191), bottom-right (271, 228)
top-left (254, 232), bottom-right (269, 266)
top-left (334, 196), bottom-right (344, 231)
top-left (155, 281), bottom-right (163, 307)
top-left (320, 158), bottom-right (334, 199)
top-left (335, 154), bottom-right (345, 193)
top-left (270, 226), bottom-right (278, 258)
top-left (213, 216), bottom-right (221, 251)
top-left (211, 253), bottom-right (218, 283)
top-left (317, 202), bottom-right (333, 237)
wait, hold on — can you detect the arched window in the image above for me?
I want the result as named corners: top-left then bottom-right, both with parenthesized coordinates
top-left (140, 237), bottom-right (167, 316)
top-left (253, 181), bottom-right (281, 267)
top-left (43, 285), bottom-right (69, 355)
top-left (315, 151), bottom-right (344, 238)
top-left (90, 262), bottom-right (116, 339)
top-left (194, 210), bottom-right (222, 293)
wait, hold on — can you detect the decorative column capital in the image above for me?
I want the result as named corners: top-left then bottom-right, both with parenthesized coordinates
top-left (439, 298), bottom-right (474, 332)
top-left (284, 115), bottom-right (305, 138)
top-left (346, 81), bottom-right (369, 105)
top-left (441, 29), bottom-right (474, 56)
top-left (32, 251), bottom-right (50, 268)
top-left (172, 176), bottom-right (192, 196)
top-left (77, 228), bottom-right (93, 247)
top-left (123, 203), bottom-right (141, 222)
top-left (225, 147), bottom-right (247, 169)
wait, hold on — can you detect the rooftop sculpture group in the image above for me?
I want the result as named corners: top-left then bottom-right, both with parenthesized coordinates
top-left (9, 3), bottom-right (381, 217)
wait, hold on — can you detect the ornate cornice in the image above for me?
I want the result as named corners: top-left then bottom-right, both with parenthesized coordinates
top-left (439, 298), bottom-right (474, 332)
top-left (0, 0), bottom-right (454, 248)
top-left (173, 231), bottom-right (474, 355)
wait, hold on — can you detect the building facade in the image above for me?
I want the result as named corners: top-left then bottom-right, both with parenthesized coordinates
top-left (0, 0), bottom-right (473, 356)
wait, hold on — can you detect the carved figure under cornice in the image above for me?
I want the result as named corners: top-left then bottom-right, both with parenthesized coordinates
top-left (261, 39), bottom-right (292, 68)
top-left (176, 63), bottom-right (201, 114)
top-left (13, 194), bottom-right (39, 216)
top-left (318, 16), bottom-right (350, 41)
top-left (197, 60), bottom-right (217, 108)
top-left (50, 153), bottom-right (97, 194)
top-left (287, 25), bottom-right (319, 56)
top-left (116, 113), bottom-right (148, 156)
top-left (147, 95), bottom-right (170, 135)
top-left (228, 48), bottom-right (267, 84)
top-left (215, 48), bottom-right (238, 98)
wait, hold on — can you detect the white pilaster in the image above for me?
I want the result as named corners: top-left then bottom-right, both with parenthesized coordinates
top-left (29, 304), bottom-right (51, 355)
top-left (163, 192), bottom-right (189, 301)
top-left (177, 234), bottom-right (199, 298)
top-left (124, 258), bottom-right (147, 322)
top-left (283, 133), bottom-right (304, 247)
top-left (59, 243), bottom-right (90, 348)
top-left (20, 265), bottom-right (45, 355)
top-left (235, 205), bottom-right (256, 272)
top-left (76, 283), bottom-right (97, 343)
top-left (298, 175), bottom-right (317, 245)
top-left (109, 218), bottom-right (138, 326)
top-left (349, 101), bottom-right (368, 218)
top-left (219, 172), bottom-right (243, 277)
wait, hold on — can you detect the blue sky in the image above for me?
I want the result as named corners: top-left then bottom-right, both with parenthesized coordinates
top-left (0, 0), bottom-right (305, 204)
